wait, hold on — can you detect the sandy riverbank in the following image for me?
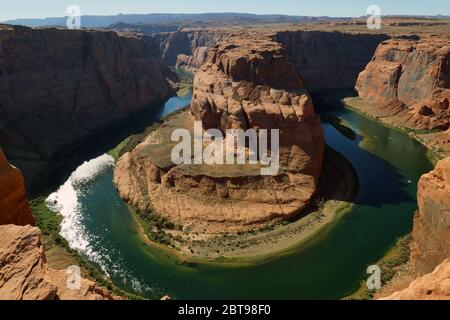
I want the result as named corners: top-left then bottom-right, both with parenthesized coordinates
top-left (128, 145), bottom-right (359, 264)
top-left (343, 97), bottom-right (449, 161)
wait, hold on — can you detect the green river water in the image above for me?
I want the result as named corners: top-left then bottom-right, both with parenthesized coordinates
top-left (46, 91), bottom-right (433, 299)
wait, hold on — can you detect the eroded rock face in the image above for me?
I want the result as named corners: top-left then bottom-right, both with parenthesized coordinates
top-left (0, 148), bottom-right (34, 226)
top-left (381, 259), bottom-right (450, 300)
top-left (154, 29), bottom-right (229, 65)
top-left (0, 24), bottom-right (172, 188)
top-left (0, 225), bottom-right (117, 300)
top-left (115, 34), bottom-right (324, 233)
top-left (412, 157), bottom-right (450, 276)
top-left (190, 36), bottom-right (324, 173)
top-left (175, 46), bottom-right (210, 74)
top-left (275, 31), bottom-right (388, 91)
top-left (356, 37), bottom-right (450, 131)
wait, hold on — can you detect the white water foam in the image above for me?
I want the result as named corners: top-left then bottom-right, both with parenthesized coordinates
top-left (45, 153), bottom-right (154, 295)
top-left (46, 154), bottom-right (115, 258)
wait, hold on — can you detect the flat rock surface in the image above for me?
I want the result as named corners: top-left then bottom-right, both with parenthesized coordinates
top-left (0, 224), bottom-right (118, 300)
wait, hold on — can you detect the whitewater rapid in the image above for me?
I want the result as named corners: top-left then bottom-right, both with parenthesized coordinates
top-left (45, 154), bottom-right (153, 294)
top-left (46, 154), bottom-right (115, 257)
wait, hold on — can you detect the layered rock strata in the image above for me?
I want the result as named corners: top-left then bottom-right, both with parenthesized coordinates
top-left (275, 31), bottom-right (389, 91)
top-left (0, 24), bottom-right (172, 188)
top-left (154, 29), bottom-right (230, 65)
top-left (380, 157), bottom-right (450, 300)
top-left (0, 148), bottom-right (34, 226)
top-left (115, 34), bottom-right (324, 234)
top-left (411, 157), bottom-right (450, 276)
top-left (356, 37), bottom-right (450, 131)
top-left (381, 259), bottom-right (450, 300)
top-left (0, 225), bottom-right (118, 300)
top-left (175, 46), bottom-right (210, 74)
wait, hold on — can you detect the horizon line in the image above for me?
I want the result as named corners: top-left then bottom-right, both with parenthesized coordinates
top-left (3, 11), bottom-right (449, 23)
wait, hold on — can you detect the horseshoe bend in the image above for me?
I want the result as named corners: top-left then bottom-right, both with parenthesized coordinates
top-left (114, 34), bottom-right (327, 237)
top-left (0, 7), bottom-right (449, 302)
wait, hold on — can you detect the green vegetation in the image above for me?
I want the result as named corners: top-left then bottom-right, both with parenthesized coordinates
top-left (136, 207), bottom-right (181, 247)
top-left (170, 66), bottom-right (194, 81)
top-left (346, 235), bottom-right (412, 300)
top-left (29, 197), bottom-right (146, 300)
top-left (108, 137), bottom-right (131, 160)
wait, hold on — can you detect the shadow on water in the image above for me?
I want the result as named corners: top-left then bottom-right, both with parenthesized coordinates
top-left (312, 90), bottom-right (419, 208)
top-left (36, 93), bottom-right (192, 196)
top-left (44, 88), bottom-right (434, 300)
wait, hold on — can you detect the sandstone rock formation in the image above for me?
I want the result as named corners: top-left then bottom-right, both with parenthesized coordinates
top-left (381, 259), bottom-right (450, 300)
top-left (275, 31), bottom-right (388, 91)
top-left (411, 157), bottom-right (450, 276)
top-left (175, 46), bottom-right (210, 74)
top-left (154, 29), bottom-right (230, 65)
top-left (356, 37), bottom-right (450, 131)
top-left (0, 148), bottom-right (34, 226)
top-left (115, 34), bottom-right (324, 234)
top-left (0, 24), bottom-right (173, 189)
top-left (0, 224), bottom-right (117, 300)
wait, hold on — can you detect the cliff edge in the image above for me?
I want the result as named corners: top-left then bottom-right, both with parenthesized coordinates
top-left (356, 37), bottom-right (450, 131)
top-left (0, 148), bottom-right (34, 226)
top-left (0, 24), bottom-right (173, 190)
top-left (115, 34), bottom-right (324, 235)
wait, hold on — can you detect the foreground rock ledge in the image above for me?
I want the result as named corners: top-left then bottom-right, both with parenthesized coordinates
top-left (115, 34), bottom-right (324, 234)
top-left (0, 225), bottom-right (118, 300)
top-left (0, 148), bottom-right (34, 226)
top-left (381, 259), bottom-right (450, 300)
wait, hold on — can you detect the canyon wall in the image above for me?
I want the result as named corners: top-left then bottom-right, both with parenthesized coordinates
top-left (0, 225), bottom-right (118, 300)
top-left (382, 258), bottom-right (450, 300)
top-left (275, 31), bottom-right (389, 92)
top-left (0, 148), bottom-right (34, 226)
top-left (0, 24), bottom-right (172, 188)
top-left (115, 33), bottom-right (324, 233)
top-left (356, 37), bottom-right (450, 130)
top-left (153, 29), bottom-right (230, 66)
top-left (0, 148), bottom-right (117, 300)
top-left (382, 157), bottom-right (450, 300)
top-left (175, 46), bottom-right (210, 74)
top-left (412, 157), bottom-right (450, 276)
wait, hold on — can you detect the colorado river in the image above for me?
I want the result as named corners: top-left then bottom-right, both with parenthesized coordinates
top-left (45, 91), bottom-right (433, 299)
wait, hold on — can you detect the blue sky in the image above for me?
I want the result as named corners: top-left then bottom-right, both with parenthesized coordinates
top-left (1, 0), bottom-right (449, 21)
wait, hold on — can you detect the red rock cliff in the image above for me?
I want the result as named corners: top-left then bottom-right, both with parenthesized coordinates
top-left (175, 46), bottom-right (210, 74)
top-left (0, 148), bottom-right (34, 226)
top-left (0, 24), bottom-right (172, 187)
top-left (190, 35), bottom-right (324, 174)
top-left (154, 29), bottom-right (230, 65)
top-left (0, 225), bottom-right (118, 300)
top-left (275, 31), bottom-right (388, 91)
top-left (412, 157), bottom-right (450, 276)
top-left (356, 37), bottom-right (450, 131)
top-left (115, 33), bottom-right (324, 233)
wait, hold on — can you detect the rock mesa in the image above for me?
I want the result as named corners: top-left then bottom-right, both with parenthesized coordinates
top-left (412, 157), bottom-right (450, 276)
top-left (115, 35), bottom-right (324, 233)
